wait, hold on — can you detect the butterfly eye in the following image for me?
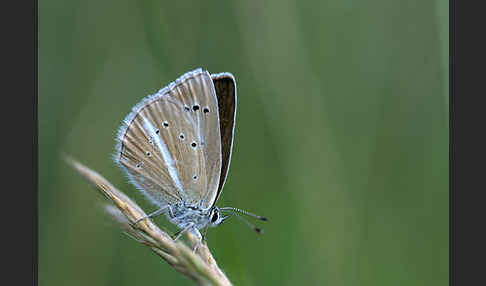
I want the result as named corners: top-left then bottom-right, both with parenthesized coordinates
top-left (191, 142), bottom-right (197, 148)
top-left (211, 211), bottom-right (219, 223)
top-left (203, 107), bottom-right (210, 114)
top-left (162, 121), bottom-right (169, 127)
top-left (192, 105), bottom-right (200, 111)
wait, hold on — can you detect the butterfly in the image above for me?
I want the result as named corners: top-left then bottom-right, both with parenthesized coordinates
top-left (114, 68), bottom-right (266, 251)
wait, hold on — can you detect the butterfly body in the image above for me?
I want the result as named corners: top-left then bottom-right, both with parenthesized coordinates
top-left (167, 203), bottom-right (223, 230)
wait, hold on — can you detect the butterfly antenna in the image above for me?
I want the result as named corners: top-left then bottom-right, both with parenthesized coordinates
top-left (226, 212), bottom-right (264, 234)
top-left (220, 207), bottom-right (268, 221)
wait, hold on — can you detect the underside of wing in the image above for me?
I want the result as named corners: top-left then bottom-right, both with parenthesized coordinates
top-left (115, 69), bottom-right (222, 208)
top-left (211, 72), bottom-right (237, 206)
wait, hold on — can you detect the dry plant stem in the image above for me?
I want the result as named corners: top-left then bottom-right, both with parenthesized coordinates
top-left (65, 155), bottom-right (232, 286)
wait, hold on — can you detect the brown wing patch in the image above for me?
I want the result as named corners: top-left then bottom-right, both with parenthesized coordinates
top-left (211, 73), bottom-right (237, 206)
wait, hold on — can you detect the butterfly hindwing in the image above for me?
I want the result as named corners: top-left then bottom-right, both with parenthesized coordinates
top-left (115, 69), bottom-right (222, 208)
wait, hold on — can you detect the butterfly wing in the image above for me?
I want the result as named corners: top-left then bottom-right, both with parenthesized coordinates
top-left (210, 73), bottom-right (237, 207)
top-left (115, 69), bottom-right (222, 208)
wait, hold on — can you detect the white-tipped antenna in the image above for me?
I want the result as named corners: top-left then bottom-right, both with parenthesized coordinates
top-left (220, 207), bottom-right (268, 221)
top-left (220, 207), bottom-right (268, 234)
top-left (225, 212), bottom-right (264, 234)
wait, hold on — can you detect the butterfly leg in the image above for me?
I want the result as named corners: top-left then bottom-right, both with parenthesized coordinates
top-left (134, 205), bottom-right (169, 224)
top-left (201, 224), bottom-right (209, 244)
top-left (173, 222), bottom-right (195, 241)
top-left (190, 227), bottom-right (203, 253)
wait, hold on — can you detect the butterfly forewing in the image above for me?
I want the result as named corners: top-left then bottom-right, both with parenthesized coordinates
top-left (211, 73), bottom-right (237, 206)
top-left (115, 69), bottom-right (222, 208)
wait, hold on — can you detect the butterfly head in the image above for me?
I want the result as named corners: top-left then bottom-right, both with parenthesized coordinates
top-left (208, 207), bottom-right (228, 227)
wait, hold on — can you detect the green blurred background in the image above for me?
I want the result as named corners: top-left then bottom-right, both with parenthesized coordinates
top-left (39, 0), bottom-right (448, 285)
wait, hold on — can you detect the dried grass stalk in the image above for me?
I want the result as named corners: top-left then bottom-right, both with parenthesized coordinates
top-left (64, 155), bottom-right (232, 286)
